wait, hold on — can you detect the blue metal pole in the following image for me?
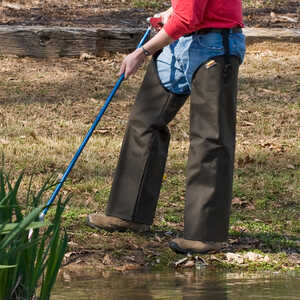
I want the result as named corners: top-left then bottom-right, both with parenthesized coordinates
top-left (40, 27), bottom-right (152, 220)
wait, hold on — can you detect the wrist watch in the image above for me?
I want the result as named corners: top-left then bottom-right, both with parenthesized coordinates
top-left (141, 46), bottom-right (151, 56)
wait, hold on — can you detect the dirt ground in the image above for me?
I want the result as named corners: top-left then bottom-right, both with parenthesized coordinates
top-left (0, 0), bottom-right (299, 29)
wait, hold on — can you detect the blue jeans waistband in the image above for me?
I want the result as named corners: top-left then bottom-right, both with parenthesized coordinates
top-left (185, 27), bottom-right (242, 37)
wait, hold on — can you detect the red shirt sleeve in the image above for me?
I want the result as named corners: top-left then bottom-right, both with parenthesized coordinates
top-left (164, 0), bottom-right (209, 40)
top-left (163, 0), bottom-right (244, 40)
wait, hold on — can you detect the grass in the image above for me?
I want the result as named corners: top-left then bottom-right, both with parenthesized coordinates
top-left (242, 0), bottom-right (288, 9)
top-left (0, 40), bottom-right (299, 273)
top-left (130, 0), bottom-right (164, 9)
top-left (0, 0), bottom-right (166, 15)
top-left (0, 170), bottom-right (69, 299)
top-left (1, 0), bottom-right (292, 10)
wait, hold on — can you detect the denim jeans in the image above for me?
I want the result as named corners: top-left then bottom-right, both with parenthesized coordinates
top-left (156, 31), bottom-right (246, 94)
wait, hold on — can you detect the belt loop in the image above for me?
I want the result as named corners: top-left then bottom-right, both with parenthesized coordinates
top-left (221, 29), bottom-right (231, 78)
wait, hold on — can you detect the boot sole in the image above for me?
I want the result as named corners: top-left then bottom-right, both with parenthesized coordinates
top-left (169, 241), bottom-right (221, 254)
top-left (169, 241), bottom-right (203, 254)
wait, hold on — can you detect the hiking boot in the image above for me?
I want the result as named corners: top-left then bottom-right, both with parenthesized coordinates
top-left (86, 213), bottom-right (150, 233)
top-left (169, 238), bottom-right (223, 254)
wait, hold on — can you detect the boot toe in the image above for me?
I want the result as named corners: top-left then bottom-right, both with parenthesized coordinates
top-left (169, 240), bottom-right (190, 254)
top-left (86, 213), bottom-right (114, 231)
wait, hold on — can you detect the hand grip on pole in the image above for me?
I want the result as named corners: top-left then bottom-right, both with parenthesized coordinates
top-left (147, 15), bottom-right (163, 32)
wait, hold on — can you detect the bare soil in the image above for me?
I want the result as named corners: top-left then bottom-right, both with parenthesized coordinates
top-left (0, 0), bottom-right (299, 29)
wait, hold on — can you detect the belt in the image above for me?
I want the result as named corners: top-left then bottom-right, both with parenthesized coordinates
top-left (193, 27), bottom-right (242, 35)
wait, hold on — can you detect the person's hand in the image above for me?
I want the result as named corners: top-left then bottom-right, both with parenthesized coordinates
top-left (148, 7), bottom-right (173, 32)
top-left (118, 48), bottom-right (145, 79)
top-left (118, 8), bottom-right (174, 80)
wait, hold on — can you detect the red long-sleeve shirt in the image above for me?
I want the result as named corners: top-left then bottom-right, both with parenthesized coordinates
top-left (164, 0), bottom-right (244, 40)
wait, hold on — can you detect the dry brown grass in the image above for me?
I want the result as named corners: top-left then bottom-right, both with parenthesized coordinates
top-left (0, 41), bottom-right (299, 205)
top-left (0, 52), bottom-right (146, 210)
top-left (237, 42), bottom-right (300, 159)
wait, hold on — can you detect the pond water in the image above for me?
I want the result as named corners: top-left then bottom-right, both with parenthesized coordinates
top-left (52, 270), bottom-right (300, 299)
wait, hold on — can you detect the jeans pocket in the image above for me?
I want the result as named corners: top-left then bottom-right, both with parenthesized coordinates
top-left (196, 33), bottom-right (224, 51)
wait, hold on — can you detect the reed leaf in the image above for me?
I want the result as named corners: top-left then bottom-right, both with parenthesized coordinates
top-left (0, 206), bottom-right (42, 250)
top-left (0, 221), bottom-right (51, 235)
top-left (0, 265), bottom-right (16, 269)
top-left (0, 169), bottom-right (70, 300)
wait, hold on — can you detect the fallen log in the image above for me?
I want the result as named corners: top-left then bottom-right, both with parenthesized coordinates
top-left (0, 26), bottom-right (146, 58)
top-left (0, 26), bottom-right (299, 58)
top-left (244, 27), bottom-right (300, 44)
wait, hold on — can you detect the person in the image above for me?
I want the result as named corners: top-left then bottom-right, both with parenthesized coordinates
top-left (87, 0), bottom-right (246, 254)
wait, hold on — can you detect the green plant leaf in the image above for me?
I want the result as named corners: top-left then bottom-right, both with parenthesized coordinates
top-left (0, 167), bottom-right (70, 300)
top-left (0, 265), bottom-right (16, 269)
top-left (0, 220), bottom-right (51, 235)
top-left (0, 206), bottom-right (42, 250)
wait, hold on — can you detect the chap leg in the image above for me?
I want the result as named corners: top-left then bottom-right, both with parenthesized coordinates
top-left (184, 56), bottom-right (240, 242)
top-left (106, 60), bottom-right (188, 224)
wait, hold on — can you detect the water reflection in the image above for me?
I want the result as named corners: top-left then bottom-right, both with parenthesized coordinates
top-left (172, 271), bottom-right (228, 300)
top-left (52, 269), bottom-right (300, 300)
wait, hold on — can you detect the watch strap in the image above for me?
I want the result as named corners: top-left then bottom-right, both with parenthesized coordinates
top-left (141, 46), bottom-right (151, 56)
